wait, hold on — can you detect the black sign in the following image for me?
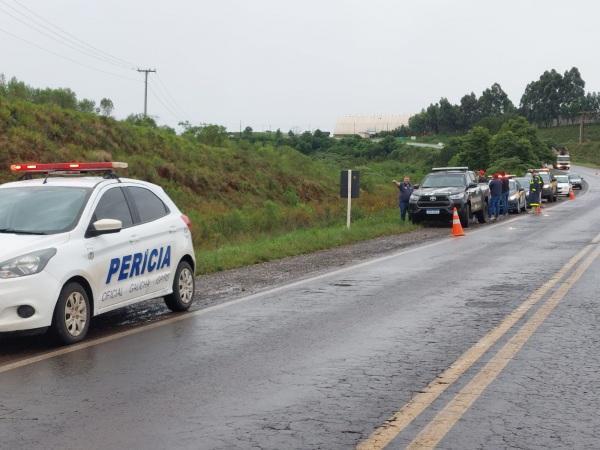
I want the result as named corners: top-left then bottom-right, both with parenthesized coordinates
top-left (340, 170), bottom-right (360, 198)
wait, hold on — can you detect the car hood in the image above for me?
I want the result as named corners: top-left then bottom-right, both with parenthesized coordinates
top-left (0, 233), bottom-right (70, 262)
top-left (414, 187), bottom-right (465, 196)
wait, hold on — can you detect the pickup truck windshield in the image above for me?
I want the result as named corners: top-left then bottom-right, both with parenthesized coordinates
top-left (421, 173), bottom-right (466, 188)
top-left (0, 187), bottom-right (91, 235)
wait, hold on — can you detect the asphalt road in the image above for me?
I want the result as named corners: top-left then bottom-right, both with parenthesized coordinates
top-left (1, 167), bottom-right (599, 449)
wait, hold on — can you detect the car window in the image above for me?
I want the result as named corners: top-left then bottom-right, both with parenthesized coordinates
top-left (421, 173), bottom-right (466, 188)
top-left (0, 187), bottom-right (90, 235)
top-left (555, 175), bottom-right (569, 183)
top-left (92, 187), bottom-right (133, 227)
top-left (127, 187), bottom-right (169, 223)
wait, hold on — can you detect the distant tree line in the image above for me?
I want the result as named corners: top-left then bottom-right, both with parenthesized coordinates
top-left (0, 74), bottom-right (114, 116)
top-left (386, 67), bottom-right (600, 136)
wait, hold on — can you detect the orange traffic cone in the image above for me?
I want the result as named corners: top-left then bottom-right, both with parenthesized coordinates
top-left (569, 189), bottom-right (575, 200)
top-left (451, 207), bottom-right (465, 237)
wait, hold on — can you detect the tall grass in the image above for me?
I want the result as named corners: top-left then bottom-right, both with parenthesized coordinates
top-left (0, 98), bottom-right (429, 272)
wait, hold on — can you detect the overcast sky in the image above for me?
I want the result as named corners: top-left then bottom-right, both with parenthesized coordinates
top-left (1, 0), bottom-right (598, 132)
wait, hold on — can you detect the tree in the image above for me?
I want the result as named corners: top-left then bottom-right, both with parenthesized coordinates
top-left (478, 83), bottom-right (515, 117)
top-left (242, 126), bottom-right (253, 139)
top-left (99, 98), bottom-right (114, 116)
top-left (560, 67), bottom-right (586, 123)
top-left (458, 92), bottom-right (480, 130)
top-left (454, 126), bottom-right (492, 170)
top-left (77, 98), bottom-right (96, 113)
top-left (437, 97), bottom-right (459, 133)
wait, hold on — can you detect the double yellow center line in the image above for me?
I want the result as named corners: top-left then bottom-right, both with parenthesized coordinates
top-left (358, 232), bottom-right (600, 450)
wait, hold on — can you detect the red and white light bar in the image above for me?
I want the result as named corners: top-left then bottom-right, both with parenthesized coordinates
top-left (10, 162), bottom-right (128, 173)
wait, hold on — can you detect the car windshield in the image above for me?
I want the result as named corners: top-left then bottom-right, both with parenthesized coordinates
top-left (421, 173), bottom-right (466, 188)
top-left (569, 174), bottom-right (581, 180)
top-left (540, 173), bottom-right (551, 182)
top-left (515, 178), bottom-right (530, 189)
top-left (0, 186), bottom-right (90, 235)
top-left (555, 175), bottom-right (569, 183)
top-left (557, 156), bottom-right (570, 161)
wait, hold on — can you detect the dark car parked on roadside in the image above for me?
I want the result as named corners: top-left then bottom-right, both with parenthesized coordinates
top-left (507, 179), bottom-right (527, 213)
top-left (515, 176), bottom-right (531, 206)
top-left (539, 172), bottom-right (558, 202)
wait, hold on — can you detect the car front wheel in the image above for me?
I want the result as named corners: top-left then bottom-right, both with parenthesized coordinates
top-left (164, 261), bottom-right (196, 312)
top-left (52, 282), bottom-right (91, 345)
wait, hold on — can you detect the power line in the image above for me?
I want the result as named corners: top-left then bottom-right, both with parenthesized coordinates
top-left (0, 1), bottom-right (135, 71)
top-left (0, 25), bottom-right (141, 83)
top-left (154, 74), bottom-right (189, 119)
top-left (8, 0), bottom-right (137, 69)
top-left (148, 86), bottom-right (183, 123)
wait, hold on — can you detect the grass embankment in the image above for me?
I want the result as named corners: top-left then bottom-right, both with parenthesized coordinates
top-left (0, 98), bottom-right (429, 273)
top-left (538, 123), bottom-right (600, 167)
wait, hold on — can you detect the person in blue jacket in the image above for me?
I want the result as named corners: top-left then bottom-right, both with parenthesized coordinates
top-left (393, 176), bottom-right (413, 221)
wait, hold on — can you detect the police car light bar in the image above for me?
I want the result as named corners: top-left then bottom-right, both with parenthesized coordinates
top-left (10, 162), bottom-right (128, 173)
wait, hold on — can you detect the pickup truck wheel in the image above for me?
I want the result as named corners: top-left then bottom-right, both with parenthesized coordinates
top-left (459, 205), bottom-right (470, 228)
top-left (476, 203), bottom-right (488, 223)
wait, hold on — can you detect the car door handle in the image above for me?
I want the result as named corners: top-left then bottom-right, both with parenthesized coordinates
top-left (129, 235), bottom-right (139, 244)
top-left (169, 226), bottom-right (177, 234)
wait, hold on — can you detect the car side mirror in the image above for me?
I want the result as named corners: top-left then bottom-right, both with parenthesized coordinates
top-left (413, 184), bottom-right (420, 189)
top-left (468, 182), bottom-right (478, 189)
top-left (88, 218), bottom-right (123, 237)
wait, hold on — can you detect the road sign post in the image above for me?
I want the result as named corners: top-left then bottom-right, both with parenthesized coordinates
top-left (347, 170), bottom-right (352, 229)
top-left (340, 170), bottom-right (360, 229)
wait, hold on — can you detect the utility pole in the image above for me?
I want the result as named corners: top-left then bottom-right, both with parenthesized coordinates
top-left (137, 68), bottom-right (156, 116)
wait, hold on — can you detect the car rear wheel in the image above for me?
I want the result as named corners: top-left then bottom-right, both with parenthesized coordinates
top-left (52, 282), bottom-right (91, 345)
top-left (164, 261), bottom-right (195, 312)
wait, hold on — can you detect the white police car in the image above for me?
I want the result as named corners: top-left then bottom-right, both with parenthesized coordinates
top-left (0, 162), bottom-right (196, 344)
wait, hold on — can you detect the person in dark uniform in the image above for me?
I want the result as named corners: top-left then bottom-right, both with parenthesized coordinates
top-left (529, 170), bottom-right (543, 215)
top-left (488, 173), bottom-right (503, 220)
top-left (393, 176), bottom-right (413, 221)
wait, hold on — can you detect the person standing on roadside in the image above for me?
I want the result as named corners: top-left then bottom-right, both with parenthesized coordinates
top-left (500, 171), bottom-right (510, 216)
top-left (488, 173), bottom-right (503, 220)
top-left (529, 170), bottom-right (543, 215)
top-left (393, 176), bottom-right (413, 222)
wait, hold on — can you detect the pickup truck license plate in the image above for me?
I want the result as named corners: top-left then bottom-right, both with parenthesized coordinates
top-left (426, 209), bottom-right (440, 215)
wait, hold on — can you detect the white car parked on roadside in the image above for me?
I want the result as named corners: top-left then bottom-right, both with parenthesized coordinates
top-left (0, 162), bottom-right (196, 344)
top-left (554, 174), bottom-right (571, 196)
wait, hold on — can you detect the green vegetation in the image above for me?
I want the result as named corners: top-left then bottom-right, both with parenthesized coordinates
top-left (538, 123), bottom-right (600, 167)
top-left (0, 80), bottom-right (434, 273)
top-left (437, 117), bottom-right (554, 175)
top-left (198, 209), bottom-right (417, 273)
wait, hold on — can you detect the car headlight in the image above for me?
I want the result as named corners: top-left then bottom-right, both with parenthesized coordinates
top-left (449, 192), bottom-right (466, 200)
top-left (409, 193), bottom-right (419, 202)
top-left (0, 248), bottom-right (57, 279)
top-left (509, 195), bottom-right (517, 201)
top-left (543, 184), bottom-right (549, 188)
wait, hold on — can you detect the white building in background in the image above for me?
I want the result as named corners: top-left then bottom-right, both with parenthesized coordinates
top-left (333, 114), bottom-right (411, 138)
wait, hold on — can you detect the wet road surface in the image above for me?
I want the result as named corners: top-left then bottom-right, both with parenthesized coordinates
top-left (1, 167), bottom-right (599, 449)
